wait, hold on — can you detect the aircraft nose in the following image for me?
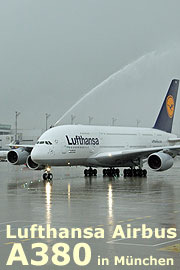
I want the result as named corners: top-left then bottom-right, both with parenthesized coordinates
top-left (31, 146), bottom-right (41, 163)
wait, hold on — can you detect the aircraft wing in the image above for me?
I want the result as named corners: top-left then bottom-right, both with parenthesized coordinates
top-left (9, 144), bottom-right (34, 152)
top-left (91, 145), bottom-right (180, 166)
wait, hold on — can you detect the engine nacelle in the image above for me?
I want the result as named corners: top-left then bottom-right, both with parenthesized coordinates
top-left (26, 155), bottom-right (45, 170)
top-left (148, 152), bottom-right (174, 171)
top-left (7, 148), bottom-right (29, 165)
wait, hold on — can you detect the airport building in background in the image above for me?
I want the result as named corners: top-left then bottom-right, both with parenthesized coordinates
top-left (0, 123), bottom-right (42, 150)
top-left (0, 124), bottom-right (13, 150)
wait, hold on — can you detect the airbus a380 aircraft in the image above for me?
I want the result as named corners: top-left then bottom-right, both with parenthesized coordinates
top-left (7, 79), bottom-right (180, 180)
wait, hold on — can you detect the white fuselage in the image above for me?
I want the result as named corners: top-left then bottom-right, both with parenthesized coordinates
top-left (31, 125), bottom-right (176, 168)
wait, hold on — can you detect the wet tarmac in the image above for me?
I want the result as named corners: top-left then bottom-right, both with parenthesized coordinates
top-left (0, 161), bottom-right (180, 269)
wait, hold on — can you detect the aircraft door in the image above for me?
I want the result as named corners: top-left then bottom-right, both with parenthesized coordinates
top-left (89, 132), bottom-right (99, 154)
top-left (61, 138), bottom-right (67, 154)
top-left (48, 141), bottom-right (55, 157)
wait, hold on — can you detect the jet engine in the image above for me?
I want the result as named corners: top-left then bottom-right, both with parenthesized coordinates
top-left (7, 148), bottom-right (29, 165)
top-left (148, 152), bottom-right (173, 171)
top-left (26, 155), bottom-right (45, 170)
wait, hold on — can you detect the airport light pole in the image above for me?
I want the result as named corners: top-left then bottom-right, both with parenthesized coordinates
top-left (136, 119), bottom-right (141, 127)
top-left (112, 117), bottom-right (117, 126)
top-left (71, 115), bottom-right (76, 124)
top-left (88, 116), bottom-right (93, 125)
top-left (15, 111), bottom-right (20, 141)
top-left (45, 113), bottom-right (51, 130)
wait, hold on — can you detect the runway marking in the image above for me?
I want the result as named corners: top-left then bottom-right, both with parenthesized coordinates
top-left (0, 229), bottom-right (10, 233)
top-left (0, 220), bottom-right (21, 225)
top-left (107, 241), bottom-right (153, 247)
top-left (0, 220), bottom-right (45, 225)
top-left (107, 228), bottom-right (174, 248)
top-left (108, 237), bottom-right (180, 248)
top-left (159, 243), bottom-right (180, 253)
top-left (4, 242), bottom-right (15, 245)
top-left (118, 216), bottom-right (152, 224)
top-left (154, 238), bottom-right (180, 247)
top-left (21, 239), bottom-right (30, 242)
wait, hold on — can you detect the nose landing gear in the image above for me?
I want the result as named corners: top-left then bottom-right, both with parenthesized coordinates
top-left (43, 172), bottom-right (53, 181)
top-left (43, 167), bottom-right (53, 181)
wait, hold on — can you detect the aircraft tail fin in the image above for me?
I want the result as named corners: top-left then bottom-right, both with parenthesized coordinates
top-left (153, 79), bottom-right (179, 133)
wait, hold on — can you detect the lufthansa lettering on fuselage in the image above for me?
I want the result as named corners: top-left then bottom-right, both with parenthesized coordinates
top-left (66, 135), bottom-right (99, 146)
top-left (152, 140), bottom-right (162, 144)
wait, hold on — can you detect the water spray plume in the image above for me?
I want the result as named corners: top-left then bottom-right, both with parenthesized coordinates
top-left (54, 50), bottom-right (158, 126)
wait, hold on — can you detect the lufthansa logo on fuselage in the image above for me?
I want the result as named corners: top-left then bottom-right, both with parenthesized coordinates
top-left (66, 135), bottom-right (99, 146)
top-left (166, 95), bottom-right (174, 118)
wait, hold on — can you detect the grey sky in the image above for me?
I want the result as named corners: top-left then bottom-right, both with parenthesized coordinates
top-left (1, 0), bottom-right (180, 133)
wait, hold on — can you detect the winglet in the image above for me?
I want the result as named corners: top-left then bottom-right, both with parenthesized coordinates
top-left (153, 79), bottom-right (179, 133)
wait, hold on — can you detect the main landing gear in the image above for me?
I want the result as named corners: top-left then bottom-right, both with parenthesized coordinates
top-left (84, 167), bottom-right (97, 177)
top-left (123, 168), bottom-right (147, 177)
top-left (103, 168), bottom-right (120, 177)
top-left (84, 167), bottom-right (147, 177)
top-left (43, 167), bottom-right (53, 181)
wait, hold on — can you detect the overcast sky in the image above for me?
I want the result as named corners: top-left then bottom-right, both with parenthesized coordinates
top-left (1, 0), bottom-right (180, 133)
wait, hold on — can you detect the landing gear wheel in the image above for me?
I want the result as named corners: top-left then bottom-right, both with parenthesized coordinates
top-left (43, 171), bottom-right (53, 181)
top-left (123, 168), bottom-right (147, 177)
top-left (84, 169), bottom-right (88, 176)
top-left (43, 173), bottom-right (48, 180)
top-left (137, 169), bottom-right (142, 177)
top-left (103, 169), bottom-right (107, 176)
top-left (48, 173), bottom-right (53, 181)
top-left (84, 168), bottom-right (97, 177)
top-left (133, 169), bottom-right (137, 177)
top-left (123, 169), bottom-right (127, 177)
top-left (115, 169), bottom-right (120, 176)
top-left (103, 168), bottom-right (120, 177)
top-left (42, 166), bottom-right (53, 181)
top-left (143, 169), bottom-right (147, 177)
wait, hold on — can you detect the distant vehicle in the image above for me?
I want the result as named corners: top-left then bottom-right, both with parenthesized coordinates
top-left (7, 79), bottom-right (180, 180)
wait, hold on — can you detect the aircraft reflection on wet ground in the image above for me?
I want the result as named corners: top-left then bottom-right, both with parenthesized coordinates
top-left (0, 162), bottom-right (180, 269)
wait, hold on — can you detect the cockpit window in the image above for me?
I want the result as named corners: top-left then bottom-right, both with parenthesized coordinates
top-left (36, 140), bottom-right (52, 145)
